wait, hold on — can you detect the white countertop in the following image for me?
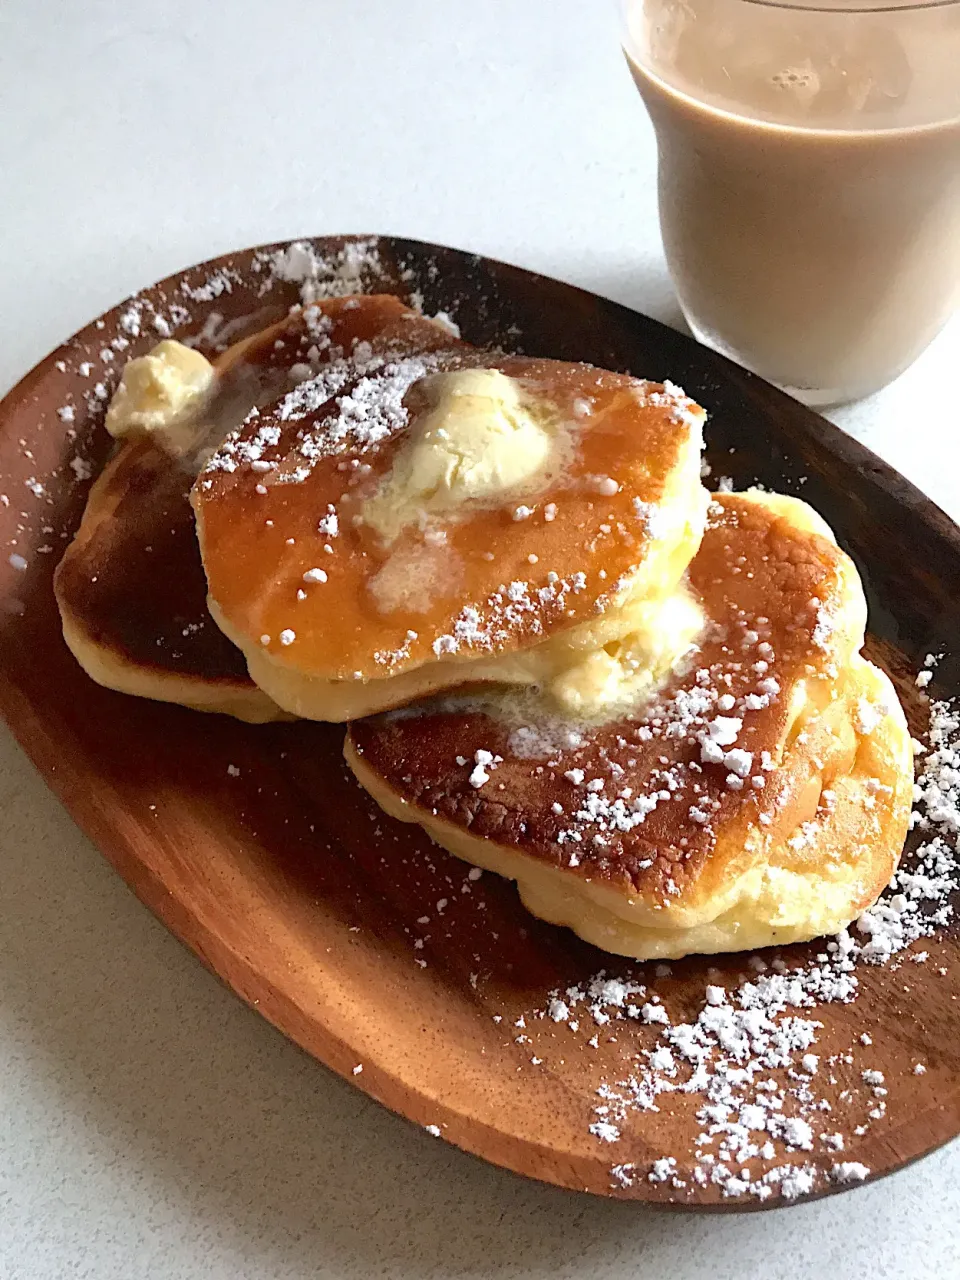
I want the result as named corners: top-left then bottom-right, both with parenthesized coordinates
top-left (2, 2), bottom-right (958, 1276)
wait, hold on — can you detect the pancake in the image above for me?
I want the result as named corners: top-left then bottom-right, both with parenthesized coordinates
top-left (54, 295), bottom-right (457, 720)
top-left (345, 491), bottom-right (913, 960)
top-left (192, 356), bottom-right (708, 721)
top-left (56, 438), bottom-right (279, 720)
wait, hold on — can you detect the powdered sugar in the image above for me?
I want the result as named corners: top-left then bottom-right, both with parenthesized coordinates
top-left (639, 379), bottom-right (705, 432)
top-left (179, 267), bottom-right (242, 303)
top-left (855, 692), bottom-right (959, 960)
top-left (499, 665), bottom-right (959, 1205)
top-left (205, 352), bottom-right (449, 482)
top-left (632, 498), bottom-right (671, 540)
top-left (830, 1161), bottom-right (870, 1184)
top-left (431, 572), bottom-right (589, 659)
top-left (468, 749), bottom-right (502, 789)
top-left (508, 722), bottom-right (584, 760)
top-left (255, 238), bottom-right (385, 304)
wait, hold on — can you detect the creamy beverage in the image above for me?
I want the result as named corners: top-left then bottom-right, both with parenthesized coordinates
top-left (623, 0), bottom-right (960, 404)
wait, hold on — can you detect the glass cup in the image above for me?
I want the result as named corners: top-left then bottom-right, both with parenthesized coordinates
top-left (621, 0), bottom-right (960, 406)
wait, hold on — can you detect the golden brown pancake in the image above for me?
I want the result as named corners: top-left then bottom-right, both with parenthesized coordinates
top-left (54, 296), bottom-right (458, 720)
top-left (345, 492), bottom-right (913, 959)
top-left (192, 356), bottom-right (708, 721)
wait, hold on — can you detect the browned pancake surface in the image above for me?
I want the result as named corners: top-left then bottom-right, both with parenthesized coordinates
top-left (55, 441), bottom-right (248, 682)
top-left (348, 494), bottom-right (867, 904)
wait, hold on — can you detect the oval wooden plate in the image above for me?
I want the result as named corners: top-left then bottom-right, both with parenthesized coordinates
top-left (1, 237), bottom-right (957, 1210)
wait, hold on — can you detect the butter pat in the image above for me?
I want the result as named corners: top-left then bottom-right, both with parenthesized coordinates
top-left (105, 340), bottom-right (215, 447)
top-left (549, 587), bottom-right (704, 718)
top-left (361, 369), bottom-right (553, 541)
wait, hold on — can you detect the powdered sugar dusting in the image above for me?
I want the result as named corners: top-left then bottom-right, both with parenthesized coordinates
top-left (632, 497), bottom-right (672, 540)
top-left (204, 351), bottom-right (452, 483)
top-left (431, 572), bottom-right (589, 659)
top-left (255, 238), bottom-right (386, 304)
top-left (638, 379), bottom-right (705, 431)
top-left (493, 662), bottom-right (959, 1204)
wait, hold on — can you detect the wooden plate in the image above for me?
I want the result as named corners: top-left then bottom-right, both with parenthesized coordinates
top-left (1, 236), bottom-right (957, 1210)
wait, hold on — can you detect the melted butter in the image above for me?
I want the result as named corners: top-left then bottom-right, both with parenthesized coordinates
top-left (548, 585), bottom-right (704, 717)
top-left (368, 540), bottom-right (463, 614)
top-left (105, 340), bottom-right (215, 452)
top-left (360, 369), bottom-right (554, 541)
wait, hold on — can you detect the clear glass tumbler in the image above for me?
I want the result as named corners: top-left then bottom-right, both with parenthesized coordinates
top-left (621, 0), bottom-right (960, 406)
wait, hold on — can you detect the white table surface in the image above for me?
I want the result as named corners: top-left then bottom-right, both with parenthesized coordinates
top-left (2, 2), bottom-right (958, 1276)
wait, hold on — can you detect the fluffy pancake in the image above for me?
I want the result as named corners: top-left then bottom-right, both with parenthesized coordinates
top-left (192, 357), bottom-right (708, 721)
top-left (56, 438), bottom-right (279, 720)
top-left (54, 295), bottom-right (456, 720)
top-left (345, 492), bottom-right (913, 959)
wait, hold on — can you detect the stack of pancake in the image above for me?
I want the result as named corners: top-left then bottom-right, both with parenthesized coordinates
top-left (55, 295), bottom-right (912, 960)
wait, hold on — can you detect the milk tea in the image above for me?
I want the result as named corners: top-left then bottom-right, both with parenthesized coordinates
top-left (624, 0), bottom-right (960, 403)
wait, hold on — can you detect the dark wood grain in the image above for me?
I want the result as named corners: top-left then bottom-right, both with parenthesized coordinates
top-left (0, 236), bottom-right (957, 1210)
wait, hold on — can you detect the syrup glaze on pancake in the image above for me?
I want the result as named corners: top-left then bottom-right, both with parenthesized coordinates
top-left (54, 296), bottom-right (457, 715)
top-left (346, 493), bottom-right (913, 956)
top-left (192, 355), bottom-right (705, 709)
